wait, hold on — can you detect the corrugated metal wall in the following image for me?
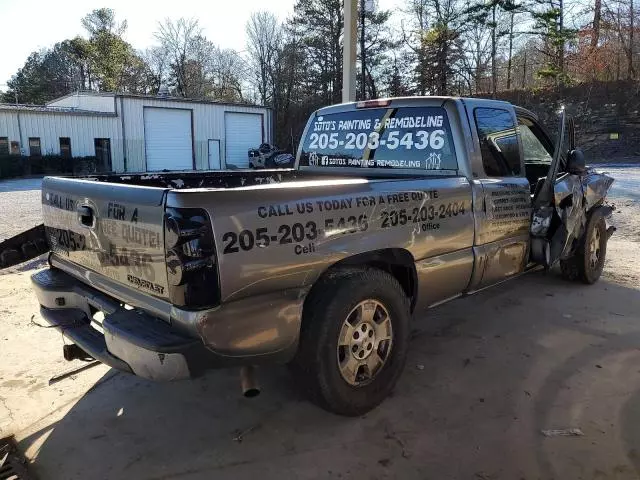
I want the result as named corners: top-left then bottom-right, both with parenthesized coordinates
top-left (121, 97), bottom-right (272, 172)
top-left (0, 95), bottom-right (272, 173)
top-left (0, 110), bottom-right (122, 169)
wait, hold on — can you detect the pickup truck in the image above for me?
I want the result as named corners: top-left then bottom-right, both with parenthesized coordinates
top-left (2, 96), bottom-right (615, 416)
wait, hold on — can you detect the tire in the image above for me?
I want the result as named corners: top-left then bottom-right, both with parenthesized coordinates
top-left (291, 267), bottom-right (411, 416)
top-left (560, 208), bottom-right (607, 284)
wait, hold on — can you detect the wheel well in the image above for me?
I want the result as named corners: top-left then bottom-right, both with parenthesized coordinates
top-left (325, 249), bottom-right (418, 311)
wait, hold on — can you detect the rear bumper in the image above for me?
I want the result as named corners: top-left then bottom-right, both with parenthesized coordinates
top-left (32, 268), bottom-right (252, 380)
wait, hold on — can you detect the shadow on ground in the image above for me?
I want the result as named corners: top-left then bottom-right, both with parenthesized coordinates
top-left (19, 271), bottom-right (640, 480)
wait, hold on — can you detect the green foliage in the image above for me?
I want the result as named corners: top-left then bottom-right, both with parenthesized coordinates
top-left (527, 0), bottom-right (577, 86)
top-left (414, 23), bottom-right (464, 95)
top-left (358, 7), bottom-right (397, 99)
top-left (2, 8), bottom-right (157, 104)
top-left (290, 0), bottom-right (344, 105)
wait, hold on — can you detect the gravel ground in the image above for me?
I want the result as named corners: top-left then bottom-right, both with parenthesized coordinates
top-left (0, 178), bottom-right (42, 241)
top-left (0, 172), bottom-right (639, 479)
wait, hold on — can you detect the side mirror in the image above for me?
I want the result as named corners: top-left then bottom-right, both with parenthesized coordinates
top-left (567, 149), bottom-right (586, 175)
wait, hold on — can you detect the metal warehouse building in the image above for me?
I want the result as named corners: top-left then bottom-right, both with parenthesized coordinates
top-left (0, 92), bottom-right (273, 172)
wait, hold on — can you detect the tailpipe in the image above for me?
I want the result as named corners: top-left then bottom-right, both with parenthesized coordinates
top-left (63, 344), bottom-right (93, 362)
top-left (240, 366), bottom-right (260, 398)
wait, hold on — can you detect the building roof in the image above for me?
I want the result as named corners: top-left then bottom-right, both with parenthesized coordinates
top-left (47, 91), bottom-right (270, 110)
top-left (0, 103), bottom-right (116, 116)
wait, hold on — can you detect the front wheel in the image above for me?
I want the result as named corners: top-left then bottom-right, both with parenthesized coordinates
top-left (560, 208), bottom-right (608, 284)
top-left (291, 268), bottom-right (410, 416)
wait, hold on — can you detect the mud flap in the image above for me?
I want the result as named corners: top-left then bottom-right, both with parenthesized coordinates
top-left (0, 224), bottom-right (49, 269)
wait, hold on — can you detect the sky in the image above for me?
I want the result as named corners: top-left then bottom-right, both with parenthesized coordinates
top-left (0, 0), bottom-right (402, 88)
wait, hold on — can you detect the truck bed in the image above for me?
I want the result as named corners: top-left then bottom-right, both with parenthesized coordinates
top-left (84, 169), bottom-right (335, 189)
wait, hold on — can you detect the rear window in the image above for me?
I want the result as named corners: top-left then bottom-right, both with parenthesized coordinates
top-left (299, 106), bottom-right (457, 172)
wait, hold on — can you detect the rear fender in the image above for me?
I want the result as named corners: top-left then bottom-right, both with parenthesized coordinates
top-left (312, 248), bottom-right (418, 311)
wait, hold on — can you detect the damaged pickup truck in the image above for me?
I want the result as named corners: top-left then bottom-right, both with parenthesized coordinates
top-left (0, 97), bottom-right (614, 416)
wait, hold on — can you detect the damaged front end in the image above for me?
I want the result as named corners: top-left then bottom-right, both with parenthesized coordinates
top-left (530, 112), bottom-right (615, 268)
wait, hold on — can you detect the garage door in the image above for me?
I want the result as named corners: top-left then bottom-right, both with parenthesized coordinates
top-left (144, 108), bottom-right (193, 171)
top-left (225, 113), bottom-right (263, 168)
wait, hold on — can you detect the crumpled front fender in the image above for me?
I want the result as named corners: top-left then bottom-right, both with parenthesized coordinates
top-left (531, 169), bottom-right (614, 267)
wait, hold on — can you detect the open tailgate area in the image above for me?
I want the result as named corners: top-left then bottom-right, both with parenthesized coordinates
top-left (42, 177), bottom-right (170, 300)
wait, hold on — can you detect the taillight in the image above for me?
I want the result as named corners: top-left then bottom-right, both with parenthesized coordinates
top-left (164, 208), bottom-right (220, 309)
top-left (356, 99), bottom-right (391, 108)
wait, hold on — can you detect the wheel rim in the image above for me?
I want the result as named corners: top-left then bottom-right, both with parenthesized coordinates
top-left (588, 226), bottom-right (601, 270)
top-left (337, 300), bottom-right (393, 387)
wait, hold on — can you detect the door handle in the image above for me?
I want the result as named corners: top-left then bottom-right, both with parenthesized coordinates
top-left (77, 205), bottom-right (94, 227)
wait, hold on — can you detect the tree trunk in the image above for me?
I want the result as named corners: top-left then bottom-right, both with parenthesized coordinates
top-left (592, 0), bottom-right (602, 48)
top-left (629, 0), bottom-right (635, 78)
top-left (617, 4), bottom-right (622, 80)
top-left (441, 39), bottom-right (449, 95)
top-left (522, 50), bottom-right (527, 89)
top-left (507, 12), bottom-right (515, 90)
top-left (558, 0), bottom-right (565, 89)
top-left (491, 4), bottom-right (497, 97)
top-left (360, 0), bottom-right (366, 100)
top-left (365, 66), bottom-right (377, 99)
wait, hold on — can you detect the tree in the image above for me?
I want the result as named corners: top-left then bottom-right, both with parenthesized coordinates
top-left (592, 0), bottom-right (602, 48)
top-left (384, 52), bottom-right (414, 96)
top-left (2, 41), bottom-right (87, 104)
top-left (403, 0), bottom-right (467, 95)
top-left (81, 8), bottom-right (127, 37)
top-left (210, 48), bottom-right (247, 101)
top-left (289, 0), bottom-right (344, 104)
top-left (80, 8), bottom-right (140, 91)
top-left (528, 0), bottom-right (576, 87)
top-left (246, 11), bottom-right (282, 105)
top-left (154, 17), bottom-right (204, 96)
top-left (464, 0), bottom-right (520, 96)
top-left (459, 17), bottom-right (493, 93)
top-left (357, 2), bottom-right (395, 99)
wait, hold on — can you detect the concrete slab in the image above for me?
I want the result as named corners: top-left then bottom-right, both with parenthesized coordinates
top-left (1, 266), bottom-right (640, 479)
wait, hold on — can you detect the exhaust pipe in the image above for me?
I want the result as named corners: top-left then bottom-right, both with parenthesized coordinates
top-left (240, 366), bottom-right (260, 398)
top-left (63, 344), bottom-right (93, 362)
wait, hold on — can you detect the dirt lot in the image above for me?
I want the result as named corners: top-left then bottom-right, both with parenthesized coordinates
top-left (1, 173), bottom-right (639, 479)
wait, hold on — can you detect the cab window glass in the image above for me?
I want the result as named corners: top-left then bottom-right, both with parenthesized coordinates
top-left (519, 122), bottom-right (552, 164)
top-left (474, 108), bottom-right (521, 177)
top-left (299, 106), bottom-right (457, 171)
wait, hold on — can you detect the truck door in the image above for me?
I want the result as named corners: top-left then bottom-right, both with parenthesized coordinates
top-left (464, 101), bottom-right (532, 290)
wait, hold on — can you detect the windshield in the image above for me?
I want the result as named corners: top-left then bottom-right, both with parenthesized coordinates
top-left (299, 106), bottom-right (458, 172)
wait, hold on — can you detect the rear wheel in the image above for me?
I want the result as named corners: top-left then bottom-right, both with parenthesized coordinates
top-left (291, 268), bottom-right (410, 416)
top-left (560, 209), bottom-right (607, 284)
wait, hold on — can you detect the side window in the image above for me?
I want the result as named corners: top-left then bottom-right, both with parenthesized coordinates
top-left (518, 119), bottom-right (552, 164)
top-left (518, 117), bottom-right (553, 164)
top-left (474, 108), bottom-right (521, 177)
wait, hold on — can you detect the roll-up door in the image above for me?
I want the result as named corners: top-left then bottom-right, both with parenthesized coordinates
top-left (144, 108), bottom-right (193, 171)
top-left (224, 112), bottom-right (263, 168)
